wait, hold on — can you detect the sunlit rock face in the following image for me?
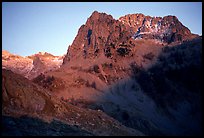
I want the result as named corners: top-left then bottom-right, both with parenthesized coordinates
top-left (63, 11), bottom-right (198, 66)
top-left (63, 11), bottom-right (134, 65)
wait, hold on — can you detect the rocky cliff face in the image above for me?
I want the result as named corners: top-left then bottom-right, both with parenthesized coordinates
top-left (2, 50), bottom-right (64, 80)
top-left (63, 11), bottom-right (198, 65)
top-left (63, 11), bottom-right (134, 65)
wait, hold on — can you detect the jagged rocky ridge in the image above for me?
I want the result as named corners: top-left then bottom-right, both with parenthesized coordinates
top-left (119, 13), bottom-right (198, 42)
top-left (63, 11), bottom-right (198, 65)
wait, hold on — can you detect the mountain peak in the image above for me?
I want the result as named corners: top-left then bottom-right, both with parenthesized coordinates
top-left (62, 12), bottom-right (199, 65)
top-left (38, 51), bottom-right (46, 55)
top-left (2, 50), bottom-right (20, 57)
top-left (2, 50), bottom-right (11, 56)
top-left (92, 10), bottom-right (100, 15)
top-left (28, 51), bottom-right (56, 58)
top-left (87, 10), bottom-right (114, 24)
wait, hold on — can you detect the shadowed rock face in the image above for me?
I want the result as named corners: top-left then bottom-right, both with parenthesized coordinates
top-left (63, 11), bottom-right (198, 65)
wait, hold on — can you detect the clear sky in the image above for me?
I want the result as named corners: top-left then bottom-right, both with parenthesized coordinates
top-left (2, 2), bottom-right (202, 56)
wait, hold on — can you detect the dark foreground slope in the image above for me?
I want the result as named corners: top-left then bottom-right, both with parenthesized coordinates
top-left (2, 116), bottom-right (93, 136)
top-left (2, 69), bottom-right (144, 136)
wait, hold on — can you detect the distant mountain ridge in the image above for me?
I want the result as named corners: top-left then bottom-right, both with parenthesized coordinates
top-left (2, 50), bottom-right (64, 80)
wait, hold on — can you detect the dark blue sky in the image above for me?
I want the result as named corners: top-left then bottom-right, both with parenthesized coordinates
top-left (2, 2), bottom-right (202, 56)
